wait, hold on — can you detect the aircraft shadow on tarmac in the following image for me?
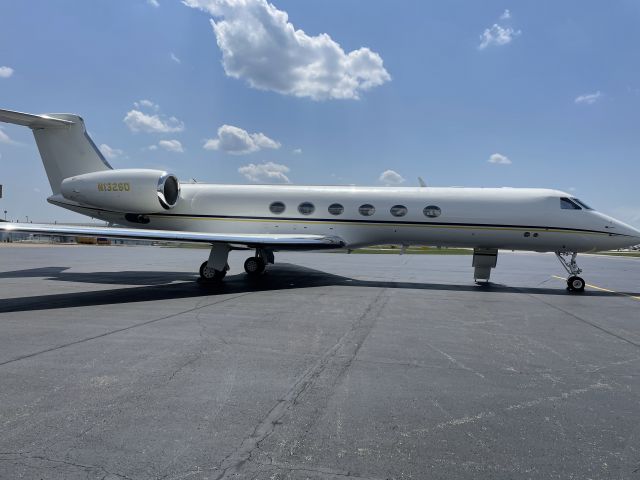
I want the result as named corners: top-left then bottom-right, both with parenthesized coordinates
top-left (0, 264), bottom-right (636, 314)
top-left (0, 266), bottom-right (196, 285)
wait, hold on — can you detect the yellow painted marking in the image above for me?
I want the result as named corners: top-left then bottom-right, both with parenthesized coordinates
top-left (552, 275), bottom-right (640, 301)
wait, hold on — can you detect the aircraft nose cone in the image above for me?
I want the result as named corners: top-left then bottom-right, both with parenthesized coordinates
top-left (620, 224), bottom-right (640, 247)
top-left (626, 223), bottom-right (640, 236)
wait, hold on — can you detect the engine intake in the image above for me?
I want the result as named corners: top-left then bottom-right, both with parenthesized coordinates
top-left (157, 172), bottom-right (179, 209)
top-left (61, 169), bottom-right (181, 213)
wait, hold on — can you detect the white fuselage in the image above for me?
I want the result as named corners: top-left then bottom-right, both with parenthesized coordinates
top-left (50, 184), bottom-right (640, 253)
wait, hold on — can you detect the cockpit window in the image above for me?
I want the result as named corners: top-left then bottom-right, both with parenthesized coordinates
top-left (571, 198), bottom-right (593, 210)
top-left (560, 197), bottom-right (582, 210)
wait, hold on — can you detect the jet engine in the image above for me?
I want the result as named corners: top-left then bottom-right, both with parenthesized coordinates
top-left (61, 169), bottom-right (180, 213)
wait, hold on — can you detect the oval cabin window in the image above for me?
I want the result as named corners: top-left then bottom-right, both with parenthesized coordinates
top-left (423, 205), bottom-right (441, 218)
top-left (359, 204), bottom-right (375, 216)
top-left (298, 202), bottom-right (315, 215)
top-left (390, 205), bottom-right (407, 217)
top-left (328, 203), bottom-right (344, 215)
top-left (269, 201), bottom-right (286, 214)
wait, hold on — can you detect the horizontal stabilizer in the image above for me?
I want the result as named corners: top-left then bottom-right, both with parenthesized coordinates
top-left (0, 223), bottom-right (346, 250)
top-left (0, 108), bottom-right (74, 129)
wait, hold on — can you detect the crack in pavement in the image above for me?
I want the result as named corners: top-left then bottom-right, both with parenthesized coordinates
top-left (0, 452), bottom-right (133, 479)
top-left (423, 341), bottom-right (486, 379)
top-left (212, 289), bottom-right (390, 480)
top-left (0, 292), bottom-right (254, 368)
top-left (521, 292), bottom-right (640, 349)
top-left (406, 381), bottom-right (612, 436)
top-left (252, 457), bottom-right (387, 480)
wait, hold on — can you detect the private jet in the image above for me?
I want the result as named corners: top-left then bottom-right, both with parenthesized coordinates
top-left (1, 108), bottom-right (638, 292)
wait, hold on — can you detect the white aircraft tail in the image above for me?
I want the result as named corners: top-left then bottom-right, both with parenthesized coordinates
top-left (0, 109), bottom-right (112, 194)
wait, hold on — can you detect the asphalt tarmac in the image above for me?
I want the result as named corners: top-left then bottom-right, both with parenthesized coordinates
top-left (0, 245), bottom-right (639, 479)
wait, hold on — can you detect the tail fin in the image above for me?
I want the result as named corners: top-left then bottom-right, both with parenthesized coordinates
top-left (0, 108), bottom-right (112, 194)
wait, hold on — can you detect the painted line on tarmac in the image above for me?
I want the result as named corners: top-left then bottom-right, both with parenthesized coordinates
top-left (552, 275), bottom-right (640, 301)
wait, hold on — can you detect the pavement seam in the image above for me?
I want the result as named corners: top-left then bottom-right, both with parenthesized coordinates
top-left (211, 289), bottom-right (390, 480)
top-left (0, 292), bottom-right (253, 368)
top-left (521, 292), bottom-right (640, 349)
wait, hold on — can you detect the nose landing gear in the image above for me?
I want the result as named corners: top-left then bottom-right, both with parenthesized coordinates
top-left (567, 275), bottom-right (586, 292)
top-left (555, 252), bottom-right (585, 292)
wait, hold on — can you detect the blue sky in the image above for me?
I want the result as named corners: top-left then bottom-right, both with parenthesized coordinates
top-left (0, 0), bottom-right (639, 226)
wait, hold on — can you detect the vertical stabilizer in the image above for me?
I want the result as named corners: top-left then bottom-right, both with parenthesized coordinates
top-left (0, 109), bottom-right (112, 194)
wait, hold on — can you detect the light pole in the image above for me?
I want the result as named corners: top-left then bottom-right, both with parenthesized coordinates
top-left (25, 215), bottom-right (29, 223)
top-left (3, 210), bottom-right (6, 221)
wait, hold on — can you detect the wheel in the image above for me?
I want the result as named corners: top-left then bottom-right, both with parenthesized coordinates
top-left (244, 256), bottom-right (265, 276)
top-left (199, 261), bottom-right (227, 282)
top-left (567, 276), bottom-right (585, 292)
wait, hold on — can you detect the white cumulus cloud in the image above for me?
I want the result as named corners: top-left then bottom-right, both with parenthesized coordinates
top-left (133, 99), bottom-right (159, 111)
top-left (238, 162), bottom-right (290, 183)
top-left (379, 169), bottom-right (405, 185)
top-left (500, 9), bottom-right (511, 20)
top-left (488, 153), bottom-right (512, 165)
top-left (99, 144), bottom-right (123, 159)
top-left (183, 0), bottom-right (391, 100)
top-left (574, 91), bottom-right (601, 105)
top-left (292, 148), bottom-right (302, 155)
top-left (204, 124), bottom-right (280, 155)
top-left (124, 104), bottom-right (184, 134)
top-left (170, 52), bottom-right (181, 64)
top-left (148, 0), bottom-right (160, 7)
top-left (479, 24), bottom-right (521, 49)
top-left (0, 66), bottom-right (14, 78)
top-left (158, 139), bottom-right (184, 153)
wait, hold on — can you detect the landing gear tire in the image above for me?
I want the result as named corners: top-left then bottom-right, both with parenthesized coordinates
top-left (566, 275), bottom-right (585, 292)
top-left (244, 256), bottom-right (265, 276)
top-left (556, 252), bottom-right (586, 293)
top-left (199, 261), bottom-right (228, 282)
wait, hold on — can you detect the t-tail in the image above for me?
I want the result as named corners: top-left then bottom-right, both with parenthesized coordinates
top-left (0, 109), bottom-right (112, 194)
top-left (0, 108), bottom-right (180, 215)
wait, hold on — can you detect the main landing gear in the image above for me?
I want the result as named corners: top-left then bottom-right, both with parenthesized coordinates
top-left (473, 248), bottom-right (498, 283)
top-left (555, 251), bottom-right (586, 292)
top-left (243, 256), bottom-right (265, 276)
top-left (199, 243), bottom-right (230, 282)
top-left (244, 248), bottom-right (273, 277)
top-left (199, 244), bottom-right (274, 282)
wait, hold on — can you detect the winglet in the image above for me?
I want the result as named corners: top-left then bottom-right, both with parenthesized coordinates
top-left (418, 177), bottom-right (427, 188)
top-left (0, 108), bottom-right (74, 129)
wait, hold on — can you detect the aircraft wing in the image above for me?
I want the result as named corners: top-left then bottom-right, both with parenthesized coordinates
top-left (0, 223), bottom-right (345, 250)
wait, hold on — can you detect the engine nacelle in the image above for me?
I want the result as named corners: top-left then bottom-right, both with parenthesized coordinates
top-left (61, 169), bottom-right (180, 213)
